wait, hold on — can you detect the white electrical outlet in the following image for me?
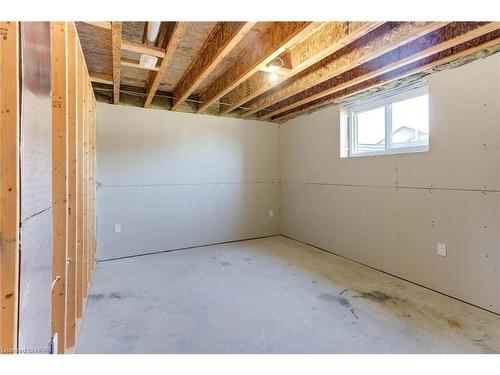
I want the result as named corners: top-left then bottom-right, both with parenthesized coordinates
top-left (437, 242), bottom-right (447, 257)
top-left (114, 224), bottom-right (122, 233)
top-left (269, 210), bottom-right (274, 218)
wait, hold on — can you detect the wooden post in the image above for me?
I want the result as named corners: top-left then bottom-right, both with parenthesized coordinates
top-left (0, 21), bottom-right (20, 354)
top-left (50, 21), bottom-right (68, 354)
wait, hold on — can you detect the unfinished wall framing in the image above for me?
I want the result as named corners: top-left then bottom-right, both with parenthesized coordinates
top-left (50, 21), bottom-right (97, 354)
top-left (0, 21), bottom-right (96, 355)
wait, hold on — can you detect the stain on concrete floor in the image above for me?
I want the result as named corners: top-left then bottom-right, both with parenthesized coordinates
top-left (76, 236), bottom-right (500, 354)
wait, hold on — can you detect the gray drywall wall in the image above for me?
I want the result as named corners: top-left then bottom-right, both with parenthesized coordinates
top-left (279, 53), bottom-right (500, 314)
top-left (96, 104), bottom-right (280, 259)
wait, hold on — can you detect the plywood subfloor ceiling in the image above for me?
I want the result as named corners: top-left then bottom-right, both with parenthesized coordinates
top-left (77, 21), bottom-right (500, 122)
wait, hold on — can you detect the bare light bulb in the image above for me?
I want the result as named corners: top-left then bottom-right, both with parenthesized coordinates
top-left (269, 73), bottom-right (278, 82)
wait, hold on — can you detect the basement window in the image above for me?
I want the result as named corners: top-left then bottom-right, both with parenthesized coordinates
top-left (341, 84), bottom-right (429, 157)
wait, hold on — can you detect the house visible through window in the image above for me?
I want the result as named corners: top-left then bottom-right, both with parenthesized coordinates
top-left (343, 84), bottom-right (429, 157)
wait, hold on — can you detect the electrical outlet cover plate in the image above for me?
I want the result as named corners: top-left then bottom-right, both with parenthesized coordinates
top-left (269, 210), bottom-right (274, 218)
top-left (114, 224), bottom-right (122, 233)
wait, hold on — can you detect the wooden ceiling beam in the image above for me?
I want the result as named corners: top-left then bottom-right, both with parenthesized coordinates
top-left (144, 22), bottom-right (187, 108)
top-left (111, 21), bottom-right (122, 105)
top-left (121, 57), bottom-right (160, 71)
top-left (241, 22), bottom-right (449, 118)
top-left (261, 22), bottom-right (500, 121)
top-left (196, 22), bottom-right (322, 113)
top-left (219, 21), bottom-right (384, 115)
top-left (81, 21), bottom-right (111, 30)
top-left (273, 29), bottom-right (500, 123)
top-left (121, 39), bottom-right (165, 59)
top-left (171, 22), bottom-right (256, 111)
top-left (89, 72), bottom-right (113, 85)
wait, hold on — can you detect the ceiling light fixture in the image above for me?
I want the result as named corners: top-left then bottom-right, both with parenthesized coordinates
top-left (267, 57), bottom-right (283, 73)
top-left (269, 73), bottom-right (278, 82)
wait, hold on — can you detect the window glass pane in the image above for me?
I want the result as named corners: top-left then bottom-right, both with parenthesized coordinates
top-left (355, 106), bottom-right (385, 153)
top-left (391, 94), bottom-right (429, 147)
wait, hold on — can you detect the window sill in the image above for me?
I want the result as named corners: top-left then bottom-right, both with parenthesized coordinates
top-left (347, 145), bottom-right (429, 158)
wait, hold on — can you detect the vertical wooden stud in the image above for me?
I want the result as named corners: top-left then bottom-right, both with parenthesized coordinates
top-left (65, 22), bottom-right (78, 350)
top-left (0, 21), bottom-right (20, 354)
top-left (50, 21), bottom-right (68, 354)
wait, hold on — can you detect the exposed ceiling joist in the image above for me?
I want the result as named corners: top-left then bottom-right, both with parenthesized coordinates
top-left (82, 21), bottom-right (111, 30)
top-left (219, 21), bottom-right (384, 115)
top-left (196, 22), bottom-right (323, 113)
top-left (274, 30), bottom-right (500, 123)
top-left (241, 22), bottom-right (449, 118)
top-left (121, 39), bottom-right (165, 58)
top-left (261, 22), bottom-right (500, 121)
top-left (89, 72), bottom-right (113, 85)
top-left (171, 22), bottom-right (256, 111)
top-left (111, 21), bottom-right (122, 104)
top-left (144, 22), bottom-right (187, 108)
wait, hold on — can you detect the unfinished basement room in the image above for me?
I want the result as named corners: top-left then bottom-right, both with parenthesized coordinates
top-left (1, 2), bottom-right (500, 366)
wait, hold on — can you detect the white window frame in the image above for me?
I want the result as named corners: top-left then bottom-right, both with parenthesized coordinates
top-left (346, 84), bottom-right (429, 157)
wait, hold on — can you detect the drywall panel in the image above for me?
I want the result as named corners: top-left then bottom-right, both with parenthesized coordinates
top-left (279, 182), bottom-right (309, 241)
top-left (281, 184), bottom-right (500, 313)
top-left (96, 104), bottom-right (279, 259)
top-left (18, 22), bottom-right (52, 353)
top-left (97, 182), bottom-right (279, 259)
top-left (97, 104), bottom-right (279, 186)
top-left (279, 53), bottom-right (500, 314)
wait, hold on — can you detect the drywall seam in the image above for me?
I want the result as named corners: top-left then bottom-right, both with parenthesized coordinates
top-left (100, 181), bottom-right (280, 188)
top-left (281, 181), bottom-right (500, 193)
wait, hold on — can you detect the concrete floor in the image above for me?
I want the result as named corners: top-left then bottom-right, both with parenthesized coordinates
top-left (76, 236), bottom-right (500, 353)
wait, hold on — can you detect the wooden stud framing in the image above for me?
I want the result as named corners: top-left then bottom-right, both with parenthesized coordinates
top-left (65, 22), bottom-right (78, 350)
top-left (76, 52), bottom-right (85, 320)
top-left (196, 22), bottom-right (320, 113)
top-left (48, 21), bottom-right (97, 354)
top-left (263, 22), bottom-right (500, 121)
top-left (219, 21), bottom-right (384, 115)
top-left (274, 31), bottom-right (500, 123)
top-left (111, 22), bottom-right (122, 105)
top-left (241, 22), bottom-right (449, 118)
top-left (50, 21), bottom-right (69, 354)
top-left (144, 22), bottom-right (187, 108)
top-left (171, 22), bottom-right (256, 111)
top-left (0, 21), bottom-right (20, 354)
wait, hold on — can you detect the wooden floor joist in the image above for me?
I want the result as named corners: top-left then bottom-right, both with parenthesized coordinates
top-left (144, 22), bottom-right (187, 108)
top-left (218, 21), bottom-right (384, 115)
top-left (273, 30), bottom-right (500, 123)
top-left (111, 22), bottom-right (122, 104)
top-left (0, 21), bottom-right (20, 354)
top-left (196, 22), bottom-right (321, 113)
top-left (241, 21), bottom-right (449, 118)
top-left (171, 22), bottom-right (256, 111)
top-left (261, 22), bottom-right (500, 121)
